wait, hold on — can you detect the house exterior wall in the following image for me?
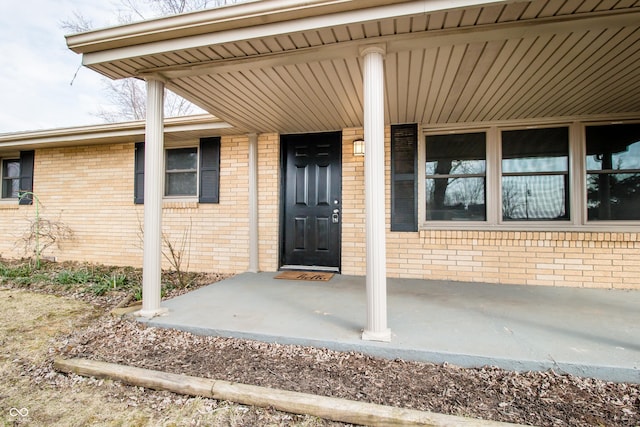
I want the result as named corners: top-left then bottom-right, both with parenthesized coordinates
top-left (257, 133), bottom-right (280, 272)
top-left (0, 138), bottom-right (251, 274)
top-left (341, 126), bottom-right (640, 291)
top-left (1, 127), bottom-right (639, 290)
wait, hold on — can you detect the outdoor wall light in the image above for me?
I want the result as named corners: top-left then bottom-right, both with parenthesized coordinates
top-left (353, 138), bottom-right (365, 156)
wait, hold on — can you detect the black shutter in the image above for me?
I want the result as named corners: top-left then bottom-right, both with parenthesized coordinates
top-left (391, 124), bottom-right (418, 231)
top-left (18, 150), bottom-right (34, 205)
top-left (134, 142), bottom-right (145, 204)
top-left (199, 137), bottom-right (220, 203)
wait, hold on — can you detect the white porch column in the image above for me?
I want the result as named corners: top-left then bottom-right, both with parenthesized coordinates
top-left (139, 78), bottom-right (166, 317)
top-left (248, 133), bottom-right (259, 273)
top-left (360, 45), bottom-right (391, 342)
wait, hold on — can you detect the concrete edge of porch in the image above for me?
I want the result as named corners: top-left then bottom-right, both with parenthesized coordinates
top-left (139, 320), bottom-right (638, 385)
top-left (138, 273), bottom-right (640, 385)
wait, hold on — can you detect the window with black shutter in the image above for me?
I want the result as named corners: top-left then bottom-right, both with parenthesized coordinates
top-left (391, 124), bottom-right (418, 231)
top-left (133, 138), bottom-right (220, 204)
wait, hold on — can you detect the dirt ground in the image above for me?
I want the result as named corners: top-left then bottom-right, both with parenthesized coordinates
top-left (0, 289), bottom-right (341, 426)
top-left (1, 263), bottom-right (639, 426)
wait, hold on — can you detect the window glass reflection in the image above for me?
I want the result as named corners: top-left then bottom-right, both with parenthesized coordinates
top-left (586, 123), bottom-right (640, 220)
top-left (167, 148), bottom-right (197, 170)
top-left (425, 132), bottom-right (486, 221)
top-left (501, 127), bottom-right (569, 221)
top-left (502, 128), bottom-right (568, 173)
top-left (426, 177), bottom-right (485, 220)
top-left (502, 175), bottom-right (567, 220)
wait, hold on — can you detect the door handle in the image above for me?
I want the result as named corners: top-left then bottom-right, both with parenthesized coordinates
top-left (332, 209), bottom-right (339, 223)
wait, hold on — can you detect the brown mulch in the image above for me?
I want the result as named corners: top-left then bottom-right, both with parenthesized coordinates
top-left (58, 315), bottom-right (639, 427)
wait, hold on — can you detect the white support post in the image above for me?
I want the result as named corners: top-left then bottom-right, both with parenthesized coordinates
top-left (138, 78), bottom-right (166, 318)
top-left (360, 45), bottom-right (391, 342)
top-left (248, 133), bottom-right (259, 273)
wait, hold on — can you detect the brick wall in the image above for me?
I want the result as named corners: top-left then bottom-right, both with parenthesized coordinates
top-left (1, 129), bottom-right (638, 289)
top-left (0, 139), bottom-right (250, 274)
top-left (385, 230), bottom-right (640, 290)
top-left (0, 201), bottom-right (26, 258)
top-left (339, 126), bottom-right (640, 290)
top-left (257, 133), bottom-right (280, 271)
top-left (341, 128), bottom-right (366, 274)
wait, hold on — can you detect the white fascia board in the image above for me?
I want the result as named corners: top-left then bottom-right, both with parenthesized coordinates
top-left (67, 0), bottom-right (381, 52)
top-left (68, 0), bottom-right (471, 53)
top-left (0, 115), bottom-right (233, 150)
top-left (0, 127), bottom-right (146, 151)
top-left (153, 7), bottom-right (640, 79)
top-left (79, 0), bottom-right (510, 68)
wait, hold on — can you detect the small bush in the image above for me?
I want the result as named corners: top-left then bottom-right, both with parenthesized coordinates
top-left (56, 269), bottom-right (91, 285)
top-left (0, 262), bottom-right (33, 278)
top-left (88, 281), bottom-right (112, 296)
top-left (110, 273), bottom-right (128, 288)
top-left (11, 276), bottom-right (35, 287)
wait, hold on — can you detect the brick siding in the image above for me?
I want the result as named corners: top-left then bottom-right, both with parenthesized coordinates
top-left (1, 129), bottom-right (638, 290)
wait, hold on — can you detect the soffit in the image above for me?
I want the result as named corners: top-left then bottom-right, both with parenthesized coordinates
top-left (70, 0), bottom-right (640, 134)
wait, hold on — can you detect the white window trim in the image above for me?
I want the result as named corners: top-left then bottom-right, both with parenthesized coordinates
top-left (419, 117), bottom-right (640, 232)
top-left (163, 145), bottom-right (199, 200)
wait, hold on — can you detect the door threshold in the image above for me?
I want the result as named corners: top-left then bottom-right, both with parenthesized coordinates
top-left (280, 265), bottom-right (340, 273)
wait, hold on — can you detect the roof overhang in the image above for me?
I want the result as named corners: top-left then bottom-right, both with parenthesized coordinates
top-left (67, 0), bottom-right (640, 134)
top-left (0, 115), bottom-right (235, 153)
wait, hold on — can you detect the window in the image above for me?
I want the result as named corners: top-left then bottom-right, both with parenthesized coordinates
top-left (1, 151), bottom-right (33, 204)
top-left (501, 127), bottom-right (569, 221)
top-left (418, 121), bottom-right (640, 229)
top-left (134, 137), bottom-right (220, 204)
top-left (425, 132), bottom-right (486, 221)
top-left (1, 159), bottom-right (20, 199)
top-left (586, 123), bottom-right (640, 221)
top-left (165, 147), bottom-right (198, 197)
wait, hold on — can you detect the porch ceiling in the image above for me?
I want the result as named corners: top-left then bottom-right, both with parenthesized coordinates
top-left (68, 0), bottom-right (640, 134)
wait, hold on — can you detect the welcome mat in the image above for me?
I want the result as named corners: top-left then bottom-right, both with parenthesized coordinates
top-left (274, 271), bottom-right (334, 281)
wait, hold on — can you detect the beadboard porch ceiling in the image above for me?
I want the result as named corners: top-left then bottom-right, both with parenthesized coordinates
top-left (67, 0), bottom-right (640, 134)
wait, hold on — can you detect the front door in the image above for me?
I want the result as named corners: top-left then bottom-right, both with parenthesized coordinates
top-left (281, 132), bottom-right (342, 271)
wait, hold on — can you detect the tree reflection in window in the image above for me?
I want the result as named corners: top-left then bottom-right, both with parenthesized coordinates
top-left (425, 132), bottom-right (486, 220)
top-left (586, 123), bottom-right (640, 220)
top-left (501, 127), bottom-right (569, 221)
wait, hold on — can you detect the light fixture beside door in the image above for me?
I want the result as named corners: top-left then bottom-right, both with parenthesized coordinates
top-left (353, 138), bottom-right (365, 156)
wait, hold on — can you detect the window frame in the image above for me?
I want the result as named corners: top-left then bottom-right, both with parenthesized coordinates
top-left (1, 157), bottom-right (20, 200)
top-left (418, 119), bottom-right (640, 231)
top-left (583, 122), bottom-right (640, 223)
top-left (164, 145), bottom-right (199, 199)
top-left (420, 127), bottom-right (493, 228)
top-left (424, 131), bottom-right (488, 222)
top-left (499, 126), bottom-right (571, 222)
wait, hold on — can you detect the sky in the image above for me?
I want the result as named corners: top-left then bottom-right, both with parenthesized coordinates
top-left (0, 1), bottom-right (148, 134)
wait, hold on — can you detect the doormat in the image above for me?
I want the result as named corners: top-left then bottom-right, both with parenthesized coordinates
top-left (274, 271), bottom-right (334, 281)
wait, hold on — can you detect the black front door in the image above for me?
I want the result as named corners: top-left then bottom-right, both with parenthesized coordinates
top-left (281, 132), bottom-right (342, 271)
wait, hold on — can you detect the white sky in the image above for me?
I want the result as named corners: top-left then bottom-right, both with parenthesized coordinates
top-left (0, 1), bottom-right (147, 134)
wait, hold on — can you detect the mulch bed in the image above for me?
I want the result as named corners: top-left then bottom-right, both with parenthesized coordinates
top-left (60, 315), bottom-right (639, 426)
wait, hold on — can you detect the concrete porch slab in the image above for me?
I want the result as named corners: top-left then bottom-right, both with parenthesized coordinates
top-left (140, 273), bottom-right (640, 384)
